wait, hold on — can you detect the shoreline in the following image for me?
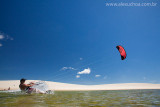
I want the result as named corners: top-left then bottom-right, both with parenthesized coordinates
top-left (0, 80), bottom-right (160, 91)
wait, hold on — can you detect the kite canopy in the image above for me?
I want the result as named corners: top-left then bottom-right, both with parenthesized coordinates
top-left (116, 45), bottom-right (126, 60)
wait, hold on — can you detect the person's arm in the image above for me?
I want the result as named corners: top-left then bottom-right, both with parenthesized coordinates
top-left (29, 82), bottom-right (35, 85)
top-left (24, 84), bottom-right (34, 87)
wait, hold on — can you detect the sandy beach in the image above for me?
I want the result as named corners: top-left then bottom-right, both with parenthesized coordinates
top-left (0, 80), bottom-right (160, 91)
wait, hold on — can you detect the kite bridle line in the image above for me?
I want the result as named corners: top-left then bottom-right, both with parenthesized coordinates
top-left (45, 50), bottom-right (112, 82)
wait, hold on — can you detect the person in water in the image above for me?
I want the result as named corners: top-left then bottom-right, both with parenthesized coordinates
top-left (19, 78), bottom-right (35, 93)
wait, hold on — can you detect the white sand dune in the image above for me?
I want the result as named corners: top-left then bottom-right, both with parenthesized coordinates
top-left (0, 80), bottom-right (160, 91)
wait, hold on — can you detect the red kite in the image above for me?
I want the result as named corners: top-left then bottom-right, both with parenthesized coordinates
top-left (116, 45), bottom-right (127, 60)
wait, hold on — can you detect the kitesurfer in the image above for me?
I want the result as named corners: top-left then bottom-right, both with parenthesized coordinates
top-left (19, 78), bottom-right (35, 93)
top-left (19, 78), bottom-right (50, 94)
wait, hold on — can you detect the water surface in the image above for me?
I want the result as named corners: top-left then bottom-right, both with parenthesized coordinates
top-left (0, 90), bottom-right (160, 107)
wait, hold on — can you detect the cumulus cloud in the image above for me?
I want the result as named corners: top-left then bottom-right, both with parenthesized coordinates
top-left (0, 35), bottom-right (4, 40)
top-left (61, 67), bottom-right (76, 71)
top-left (0, 33), bottom-right (13, 40)
top-left (80, 58), bottom-right (83, 60)
top-left (150, 80), bottom-right (157, 83)
top-left (0, 32), bottom-right (13, 48)
top-left (95, 75), bottom-right (101, 78)
top-left (103, 76), bottom-right (107, 79)
top-left (76, 75), bottom-right (80, 78)
top-left (143, 77), bottom-right (146, 80)
top-left (77, 68), bottom-right (91, 74)
top-left (6, 35), bottom-right (14, 40)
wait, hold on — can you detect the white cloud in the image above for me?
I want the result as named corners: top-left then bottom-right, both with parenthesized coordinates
top-left (0, 35), bottom-right (4, 40)
top-left (103, 76), bottom-right (107, 79)
top-left (6, 35), bottom-right (14, 40)
top-left (0, 32), bottom-right (13, 47)
top-left (143, 77), bottom-right (146, 80)
top-left (0, 33), bottom-right (13, 40)
top-left (80, 58), bottom-right (83, 60)
top-left (150, 80), bottom-right (157, 83)
top-left (77, 68), bottom-right (91, 74)
top-left (61, 67), bottom-right (76, 71)
top-left (76, 75), bottom-right (80, 78)
top-left (95, 75), bottom-right (101, 78)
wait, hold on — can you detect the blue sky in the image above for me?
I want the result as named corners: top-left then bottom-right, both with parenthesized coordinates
top-left (0, 0), bottom-right (160, 84)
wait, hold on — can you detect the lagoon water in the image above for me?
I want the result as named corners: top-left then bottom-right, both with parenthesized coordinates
top-left (0, 90), bottom-right (160, 107)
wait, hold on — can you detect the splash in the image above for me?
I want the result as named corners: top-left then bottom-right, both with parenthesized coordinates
top-left (30, 81), bottom-right (54, 94)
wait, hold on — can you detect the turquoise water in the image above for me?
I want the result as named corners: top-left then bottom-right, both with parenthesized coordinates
top-left (0, 90), bottom-right (160, 107)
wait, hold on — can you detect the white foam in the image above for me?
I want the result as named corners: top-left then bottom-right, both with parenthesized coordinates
top-left (30, 81), bottom-right (50, 93)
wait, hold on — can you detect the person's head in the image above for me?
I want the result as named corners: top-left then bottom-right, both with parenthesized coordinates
top-left (20, 78), bottom-right (26, 84)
